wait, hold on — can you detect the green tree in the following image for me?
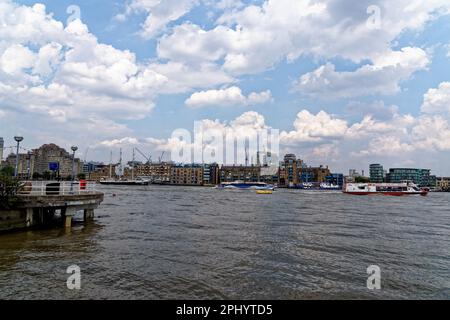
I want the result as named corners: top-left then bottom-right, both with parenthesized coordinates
top-left (42, 171), bottom-right (51, 180)
top-left (32, 172), bottom-right (42, 180)
top-left (0, 174), bottom-right (23, 209)
top-left (77, 173), bottom-right (86, 180)
top-left (0, 166), bottom-right (14, 177)
top-left (355, 176), bottom-right (370, 183)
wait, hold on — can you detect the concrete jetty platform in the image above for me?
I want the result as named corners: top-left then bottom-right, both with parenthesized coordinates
top-left (0, 181), bottom-right (104, 233)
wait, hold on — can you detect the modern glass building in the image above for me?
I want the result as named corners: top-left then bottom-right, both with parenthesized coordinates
top-left (82, 161), bottom-right (103, 174)
top-left (326, 173), bottom-right (344, 186)
top-left (369, 164), bottom-right (384, 183)
top-left (301, 171), bottom-right (315, 182)
top-left (386, 168), bottom-right (432, 187)
top-left (202, 163), bottom-right (219, 185)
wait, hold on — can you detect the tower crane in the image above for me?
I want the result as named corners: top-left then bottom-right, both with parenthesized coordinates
top-left (135, 147), bottom-right (152, 164)
top-left (159, 151), bottom-right (165, 163)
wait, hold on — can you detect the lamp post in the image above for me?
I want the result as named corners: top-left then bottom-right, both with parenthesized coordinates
top-left (14, 136), bottom-right (24, 178)
top-left (70, 146), bottom-right (78, 193)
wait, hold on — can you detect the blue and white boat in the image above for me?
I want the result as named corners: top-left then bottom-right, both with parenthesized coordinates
top-left (293, 182), bottom-right (342, 190)
top-left (216, 181), bottom-right (275, 191)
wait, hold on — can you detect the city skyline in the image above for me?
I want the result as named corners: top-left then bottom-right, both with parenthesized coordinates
top-left (1, 1), bottom-right (450, 175)
top-left (1, 137), bottom-right (446, 183)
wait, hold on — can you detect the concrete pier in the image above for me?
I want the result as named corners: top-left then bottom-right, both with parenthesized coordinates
top-left (0, 193), bottom-right (104, 233)
top-left (84, 209), bottom-right (95, 223)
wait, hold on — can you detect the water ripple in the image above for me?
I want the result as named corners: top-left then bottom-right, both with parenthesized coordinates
top-left (0, 186), bottom-right (449, 299)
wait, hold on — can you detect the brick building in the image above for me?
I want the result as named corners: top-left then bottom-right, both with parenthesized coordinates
top-left (170, 165), bottom-right (203, 185)
top-left (220, 165), bottom-right (261, 183)
top-left (32, 144), bottom-right (81, 178)
top-left (135, 163), bottom-right (173, 183)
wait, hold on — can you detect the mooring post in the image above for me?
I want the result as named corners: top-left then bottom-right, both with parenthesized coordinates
top-left (38, 208), bottom-right (44, 224)
top-left (83, 209), bottom-right (95, 223)
top-left (26, 208), bottom-right (34, 228)
top-left (64, 215), bottom-right (72, 228)
top-left (62, 207), bottom-right (77, 229)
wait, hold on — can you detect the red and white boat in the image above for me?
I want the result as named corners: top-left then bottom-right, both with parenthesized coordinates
top-left (344, 182), bottom-right (428, 196)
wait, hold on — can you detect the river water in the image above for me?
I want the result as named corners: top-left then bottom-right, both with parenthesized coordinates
top-left (0, 185), bottom-right (449, 299)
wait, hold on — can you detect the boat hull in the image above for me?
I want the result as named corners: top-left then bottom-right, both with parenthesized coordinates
top-left (344, 182), bottom-right (429, 196)
top-left (295, 187), bottom-right (342, 191)
top-left (292, 183), bottom-right (341, 190)
top-left (99, 181), bottom-right (149, 186)
top-left (218, 185), bottom-right (275, 191)
top-left (217, 182), bottom-right (275, 191)
top-left (344, 191), bottom-right (428, 196)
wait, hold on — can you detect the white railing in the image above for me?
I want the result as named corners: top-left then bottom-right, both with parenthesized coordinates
top-left (18, 181), bottom-right (98, 196)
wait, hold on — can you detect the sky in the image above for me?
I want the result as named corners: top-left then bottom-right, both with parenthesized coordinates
top-left (1, 0), bottom-right (450, 175)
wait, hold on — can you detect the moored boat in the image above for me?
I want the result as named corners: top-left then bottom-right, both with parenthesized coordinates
top-left (343, 182), bottom-right (428, 196)
top-left (294, 182), bottom-right (342, 190)
top-left (99, 178), bottom-right (149, 186)
top-left (216, 181), bottom-right (275, 191)
top-left (99, 148), bottom-right (150, 186)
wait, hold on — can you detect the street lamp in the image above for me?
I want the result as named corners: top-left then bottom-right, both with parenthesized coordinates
top-left (14, 136), bottom-right (24, 178)
top-left (70, 146), bottom-right (78, 193)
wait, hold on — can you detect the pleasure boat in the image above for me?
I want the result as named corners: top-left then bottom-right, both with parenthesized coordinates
top-left (343, 182), bottom-right (428, 196)
top-left (216, 181), bottom-right (275, 191)
top-left (295, 182), bottom-right (342, 190)
top-left (98, 177), bottom-right (150, 186)
top-left (99, 148), bottom-right (150, 186)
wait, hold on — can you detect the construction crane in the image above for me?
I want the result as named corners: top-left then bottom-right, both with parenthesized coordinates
top-left (158, 151), bottom-right (165, 163)
top-left (135, 147), bottom-right (152, 164)
top-left (84, 147), bottom-right (90, 162)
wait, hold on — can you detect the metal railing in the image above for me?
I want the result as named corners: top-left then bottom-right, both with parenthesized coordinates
top-left (18, 181), bottom-right (98, 196)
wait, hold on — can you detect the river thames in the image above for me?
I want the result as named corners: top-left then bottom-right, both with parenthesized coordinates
top-left (0, 186), bottom-right (449, 299)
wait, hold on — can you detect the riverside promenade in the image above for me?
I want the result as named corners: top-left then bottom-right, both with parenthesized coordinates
top-left (0, 181), bottom-right (104, 233)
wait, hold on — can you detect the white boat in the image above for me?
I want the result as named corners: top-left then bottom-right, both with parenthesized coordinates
top-left (295, 182), bottom-right (341, 190)
top-left (343, 182), bottom-right (428, 196)
top-left (99, 148), bottom-right (149, 186)
top-left (216, 181), bottom-right (275, 191)
top-left (99, 178), bottom-right (149, 186)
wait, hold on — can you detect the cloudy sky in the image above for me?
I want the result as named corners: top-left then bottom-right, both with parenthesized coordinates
top-left (1, 0), bottom-right (450, 175)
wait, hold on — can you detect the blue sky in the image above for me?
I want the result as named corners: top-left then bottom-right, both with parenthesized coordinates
top-left (1, 0), bottom-right (450, 175)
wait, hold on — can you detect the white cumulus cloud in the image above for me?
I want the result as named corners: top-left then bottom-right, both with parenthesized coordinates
top-left (294, 47), bottom-right (430, 99)
top-left (421, 82), bottom-right (450, 115)
top-left (119, 0), bottom-right (199, 39)
top-left (280, 110), bottom-right (349, 144)
top-left (185, 86), bottom-right (273, 108)
top-left (157, 0), bottom-right (449, 77)
top-left (100, 137), bottom-right (140, 147)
